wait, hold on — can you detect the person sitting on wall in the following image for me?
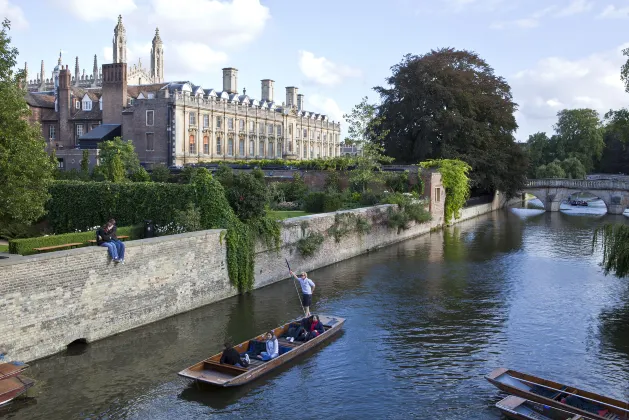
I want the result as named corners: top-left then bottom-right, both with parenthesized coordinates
top-left (257, 332), bottom-right (279, 361)
top-left (220, 341), bottom-right (250, 368)
top-left (96, 219), bottom-right (125, 264)
top-left (305, 315), bottom-right (325, 341)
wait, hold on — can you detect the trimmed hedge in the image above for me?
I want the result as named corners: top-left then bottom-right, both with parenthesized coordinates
top-left (9, 225), bottom-right (142, 256)
top-left (47, 181), bottom-right (196, 234)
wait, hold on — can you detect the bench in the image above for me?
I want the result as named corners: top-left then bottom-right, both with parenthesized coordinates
top-left (33, 243), bottom-right (83, 253)
top-left (203, 360), bottom-right (248, 375)
top-left (87, 236), bottom-right (129, 244)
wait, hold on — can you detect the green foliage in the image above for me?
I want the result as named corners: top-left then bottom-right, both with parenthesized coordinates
top-left (559, 157), bottom-right (586, 179)
top-left (553, 109), bottom-right (603, 173)
top-left (420, 159), bottom-right (471, 222)
top-left (0, 19), bottom-right (55, 228)
top-left (204, 157), bottom-right (354, 171)
top-left (324, 170), bottom-right (342, 192)
top-left (9, 225), bottom-right (140, 256)
top-left (221, 172), bottom-right (267, 221)
top-left (80, 150), bottom-right (89, 173)
top-left (592, 223), bottom-right (629, 277)
top-left (150, 164), bottom-right (171, 182)
top-left (620, 48), bottom-right (629, 94)
top-left (296, 229), bottom-right (325, 257)
top-left (375, 49), bottom-right (527, 196)
top-left (355, 215), bottom-right (372, 235)
top-left (382, 192), bottom-right (432, 233)
top-left (597, 109), bottom-right (629, 173)
top-left (328, 213), bottom-right (356, 243)
top-left (214, 163), bottom-right (234, 186)
top-left (303, 192), bottom-right (326, 213)
top-left (536, 161), bottom-right (566, 179)
top-left (525, 132), bottom-right (554, 178)
top-left (180, 166), bottom-right (201, 184)
top-left (130, 166), bottom-right (151, 182)
top-left (286, 172), bottom-right (308, 201)
top-left (169, 203), bottom-right (202, 234)
top-left (108, 152), bottom-right (126, 182)
top-left (249, 215), bottom-right (281, 251)
top-left (384, 171), bottom-right (409, 193)
top-left (99, 137), bottom-right (141, 179)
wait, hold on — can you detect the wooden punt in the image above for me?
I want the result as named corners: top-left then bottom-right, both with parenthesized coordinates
top-left (0, 376), bottom-right (35, 407)
top-left (486, 368), bottom-right (629, 420)
top-left (0, 363), bottom-right (29, 381)
top-left (178, 314), bottom-right (344, 387)
top-left (496, 395), bottom-right (595, 420)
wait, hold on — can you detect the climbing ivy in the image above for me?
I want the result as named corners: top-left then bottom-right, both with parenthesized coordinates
top-left (296, 221), bottom-right (325, 257)
top-left (420, 159), bottom-right (471, 222)
top-left (592, 223), bottom-right (629, 278)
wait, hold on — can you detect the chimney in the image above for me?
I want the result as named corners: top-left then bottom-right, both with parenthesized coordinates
top-left (261, 79), bottom-right (274, 102)
top-left (285, 86), bottom-right (298, 108)
top-left (101, 62), bottom-right (128, 124)
top-left (92, 55), bottom-right (98, 86)
top-left (297, 93), bottom-right (304, 111)
top-left (222, 67), bottom-right (238, 94)
top-left (74, 57), bottom-right (80, 86)
top-left (58, 66), bottom-right (72, 146)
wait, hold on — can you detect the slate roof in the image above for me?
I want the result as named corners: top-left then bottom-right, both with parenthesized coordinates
top-left (127, 83), bottom-right (168, 99)
top-left (71, 107), bottom-right (102, 121)
top-left (25, 93), bottom-right (55, 108)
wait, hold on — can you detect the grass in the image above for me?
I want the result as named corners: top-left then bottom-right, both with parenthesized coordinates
top-left (268, 210), bottom-right (313, 220)
top-left (0, 244), bottom-right (8, 253)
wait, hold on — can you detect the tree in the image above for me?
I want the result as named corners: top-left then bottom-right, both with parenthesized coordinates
top-left (620, 48), bottom-right (629, 93)
top-left (374, 49), bottom-right (527, 197)
top-left (525, 132), bottom-right (553, 177)
top-left (553, 109), bottom-right (603, 173)
top-left (596, 109), bottom-right (629, 174)
top-left (560, 157), bottom-right (586, 179)
top-left (0, 19), bottom-right (55, 228)
top-left (108, 152), bottom-right (126, 182)
top-left (130, 166), bottom-right (150, 182)
top-left (593, 224), bottom-right (629, 277)
top-left (222, 172), bottom-right (267, 221)
top-left (150, 164), bottom-right (171, 182)
top-left (535, 161), bottom-right (566, 178)
top-left (344, 98), bottom-right (393, 193)
top-left (80, 149), bottom-right (89, 173)
top-left (98, 136), bottom-right (140, 179)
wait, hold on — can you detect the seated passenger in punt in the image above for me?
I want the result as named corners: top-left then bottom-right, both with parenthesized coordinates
top-left (220, 341), bottom-right (250, 367)
top-left (257, 332), bottom-right (279, 361)
top-left (286, 316), bottom-right (311, 342)
top-left (305, 315), bottom-right (325, 341)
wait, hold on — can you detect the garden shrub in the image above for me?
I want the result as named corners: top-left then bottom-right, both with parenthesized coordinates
top-left (385, 171), bottom-right (410, 193)
top-left (9, 225), bottom-right (141, 256)
top-left (304, 192), bottom-right (326, 213)
top-left (150, 164), bottom-right (171, 182)
top-left (222, 172), bottom-right (268, 221)
top-left (322, 193), bottom-right (344, 212)
top-left (296, 231), bottom-right (325, 257)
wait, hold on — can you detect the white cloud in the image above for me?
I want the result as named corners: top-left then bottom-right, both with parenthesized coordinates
top-left (598, 4), bottom-right (629, 18)
top-left (555, 0), bottom-right (593, 17)
top-left (298, 51), bottom-right (361, 87)
top-left (168, 42), bottom-right (228, 74)
top-left (52, 0), bottom-right (137, 21)
top-left (0, 0), bottom-right (28, 29)
top-left (511, 43), bottom-right (629, 140)
top-left (307, 94), bottom-right (344, 123)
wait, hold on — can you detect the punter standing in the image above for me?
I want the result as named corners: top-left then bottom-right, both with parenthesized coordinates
top-left (290, 270), bottom-right (315, 317)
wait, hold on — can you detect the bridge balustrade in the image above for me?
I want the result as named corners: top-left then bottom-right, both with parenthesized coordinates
top-left (525, 178), bottom-right (629, 191)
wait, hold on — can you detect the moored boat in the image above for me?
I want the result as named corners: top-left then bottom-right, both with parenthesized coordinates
top-left (486, 368), bottom-right (629, 420)
top-left (0, 363), bottom-right (29, 381)
top-left (0, 376), bottom-right (35, 407)
top-left (496, 395), bottom-right (594, 420)
top-left (178, 314), bottom-right (344, 387)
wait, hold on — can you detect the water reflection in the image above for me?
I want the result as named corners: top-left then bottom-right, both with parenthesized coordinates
top-left (3, 210), bottom-right (629, 419)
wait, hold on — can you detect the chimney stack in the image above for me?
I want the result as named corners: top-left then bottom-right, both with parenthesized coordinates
top-left (58, 66), bottom-right (72, 146)
top-left (261, 79), bottom-right (274, 102)
top-left (222, 67), bottom-right (238, 94)
top-left (297, 93), bottom-right (305, 111)
top-left (285, 87), bottom-right (298, 108)
top-left (101, 62), bottom-right (128, 124)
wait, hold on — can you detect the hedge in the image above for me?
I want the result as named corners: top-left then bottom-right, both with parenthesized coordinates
top-left (9, 225), bottom-right (142, 256)
top-left (47, 181), bottom-right (196, 234)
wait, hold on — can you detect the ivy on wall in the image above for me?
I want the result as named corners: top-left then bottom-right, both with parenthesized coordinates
top-left (420, 159), bottom-right (471, 222)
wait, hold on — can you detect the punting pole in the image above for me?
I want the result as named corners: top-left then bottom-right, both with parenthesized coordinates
top-left (286, 258), bottom-right (306, 317)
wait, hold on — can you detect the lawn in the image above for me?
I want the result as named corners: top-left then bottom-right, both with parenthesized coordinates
top-left (268, 210), bottom-right (313, 220)
top-left (0, 244), bottom-right (8, 253)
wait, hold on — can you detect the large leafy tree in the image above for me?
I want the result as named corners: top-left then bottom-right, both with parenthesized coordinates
top-left (525, 132), bottom-right (554, 177)
top-left (552, 109), bottom-right (603, 173)
top-left (596, 109), bottom-right (629, 174)
top-left (97, 136), bottom-right (141, 180)
top-left (0, 19), bottom-right (55, 228)
top-left (374, 48), bottom-right (527, 196)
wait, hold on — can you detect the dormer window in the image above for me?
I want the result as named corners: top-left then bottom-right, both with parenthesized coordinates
top-left (147, 93), bottom-right (154, 99)
top-left (75, 100), bottom-right (80, 109)
top-left (99, 97), bottom-right (102, 109)
top-left (83, 100), bottom-right (92, 111)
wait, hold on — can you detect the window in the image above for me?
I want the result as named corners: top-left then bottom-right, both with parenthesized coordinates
top-left (329, 146), bottom-right (332, 157)
top-left (259, 140), bottom-right (264, 156)
top-left (317, 132), bottom-right (320, 140)
top-left (228, 118), bottom-right (234, 130)
top-left (324, 133), bottom-right (327, 141)
top-left (239, 119), bottom-right (245, 131)
top-left (250, 121), bottom-right (255, 132)
top-left (147, 93), bottom-right (155, 99)
top-left (146, 133), bottom-right (154, 151)
top-left (203, 136), bottom-right (209, 154)
top-left (216, 137), bottom-right (222, 154)
top-left (146, 110), bottom-right (154, 126)
top-left (289, 124), bottom-right (293, 135)
top-left (303, 129), bottom-right (307, 138)
top-left (189, 112), bottom-right (196, 126)
top-left (277, 141), bottom-right (282, 157)
top-left (189, 134), bottom-right (196, 154)
top-left (303, 147), bottom-right (307, 158)
top-left (75, 101), bottom-right (80, 109)
top-left (259, 122), bottom-right (264, 134)
top-left (268, 141), bottom-right (274, 157)
top-left (267, 123), bottom-right (273, 135)
top-left (310, 146), bottom-right (314, 158)
top-left (57, 158), bottom-right (64, 169)
top-left (99, 97), bottom-right (102, 110)
top-left (216, 116), bottom-right (222, 128)
top-left (238, 139), bottom-right (244, 156)
top-left (310, 130), bottom-right (314, 139)
top-left (435, 187), bottom-right (441, 203)
top-left (249, 140), bottom-right (254, 155)
top-left (83, 101), bottom-right (92, 111)
top-left (203, 114), bottom-right (209, 128)
top-left (228, 138), bottom-right (234, 155)
top-left (277, 125), bottom-right (282, 136)
top-left (76, 124), bottom-right (83, 137)
top-left (49, 125), bottom-right (55, 140)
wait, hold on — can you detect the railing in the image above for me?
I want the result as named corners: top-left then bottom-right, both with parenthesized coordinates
top-left (525, 178), bottom-right (629, 190)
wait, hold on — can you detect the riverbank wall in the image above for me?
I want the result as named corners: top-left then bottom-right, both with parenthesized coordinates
top-left (0, 184), bottom-right (516, 362)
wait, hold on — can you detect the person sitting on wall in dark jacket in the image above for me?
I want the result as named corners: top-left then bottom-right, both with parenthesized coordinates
top-left (220, 341), bottom-right (250, 367)
top-left (96, 219), bottom-right (125, 264)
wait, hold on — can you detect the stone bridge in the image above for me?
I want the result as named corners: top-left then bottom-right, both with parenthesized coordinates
top-left (524, 179), bottom-right (629, 214)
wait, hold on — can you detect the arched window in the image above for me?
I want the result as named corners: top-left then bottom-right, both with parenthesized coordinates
top-left (277, 141), bottom-right (282, 157)
top-left (189, 134), bottom-right (196, 154)
top-left (203, 136), bottom-right (209, 155)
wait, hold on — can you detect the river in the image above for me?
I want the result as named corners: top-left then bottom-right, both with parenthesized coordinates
top-left (3, 200), bottom-right (629, 419)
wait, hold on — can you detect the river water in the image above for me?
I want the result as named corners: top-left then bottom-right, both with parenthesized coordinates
top-left (3, 200), bottom-right (629, 420)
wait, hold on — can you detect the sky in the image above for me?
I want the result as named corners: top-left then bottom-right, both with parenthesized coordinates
top-left (4, 0), bottom-right (629, 141)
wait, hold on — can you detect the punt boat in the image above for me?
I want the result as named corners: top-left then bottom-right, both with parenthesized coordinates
top-left (0, 376), bottom-right (35, 407)
top-left (0, 363), bottom-right (29, 381)
top-left (496, 395), bottom-right (595, 420)
top-left (486, 368), bottom-right (629, 420)
top-left (178, 314), bottom-right (344, 387)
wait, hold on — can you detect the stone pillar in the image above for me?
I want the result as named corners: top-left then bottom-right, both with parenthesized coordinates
top-left (607, 196), bottom-right (628, 215)
top-left (544, 193), bottom-right (562, 212)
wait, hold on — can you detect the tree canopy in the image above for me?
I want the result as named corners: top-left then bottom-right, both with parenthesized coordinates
top-left (0, 19), bottom-right (54, 228)
top-left (552, 109), bottom-right (603, 173)
top-left (374, 48), bottom-right (527, 197)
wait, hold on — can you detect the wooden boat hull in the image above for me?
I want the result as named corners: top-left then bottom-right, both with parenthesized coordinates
top-left (496, 395), bottom-right (593, 420)
top-left (179, 314), bottom-right (345, 387)
top-left (486, 368), bottom-right (629, 420)
top-left (0, 376), bottom-right (35, 407)
top-left (0, 363), bottom-right (29, 381)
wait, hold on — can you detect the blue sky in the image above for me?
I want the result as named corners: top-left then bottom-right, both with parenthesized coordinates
top-left (4, 0), bottom-right (629, 141)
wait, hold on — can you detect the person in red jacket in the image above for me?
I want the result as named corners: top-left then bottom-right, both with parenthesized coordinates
top-left (306, 315), bottom-right (325, 341)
